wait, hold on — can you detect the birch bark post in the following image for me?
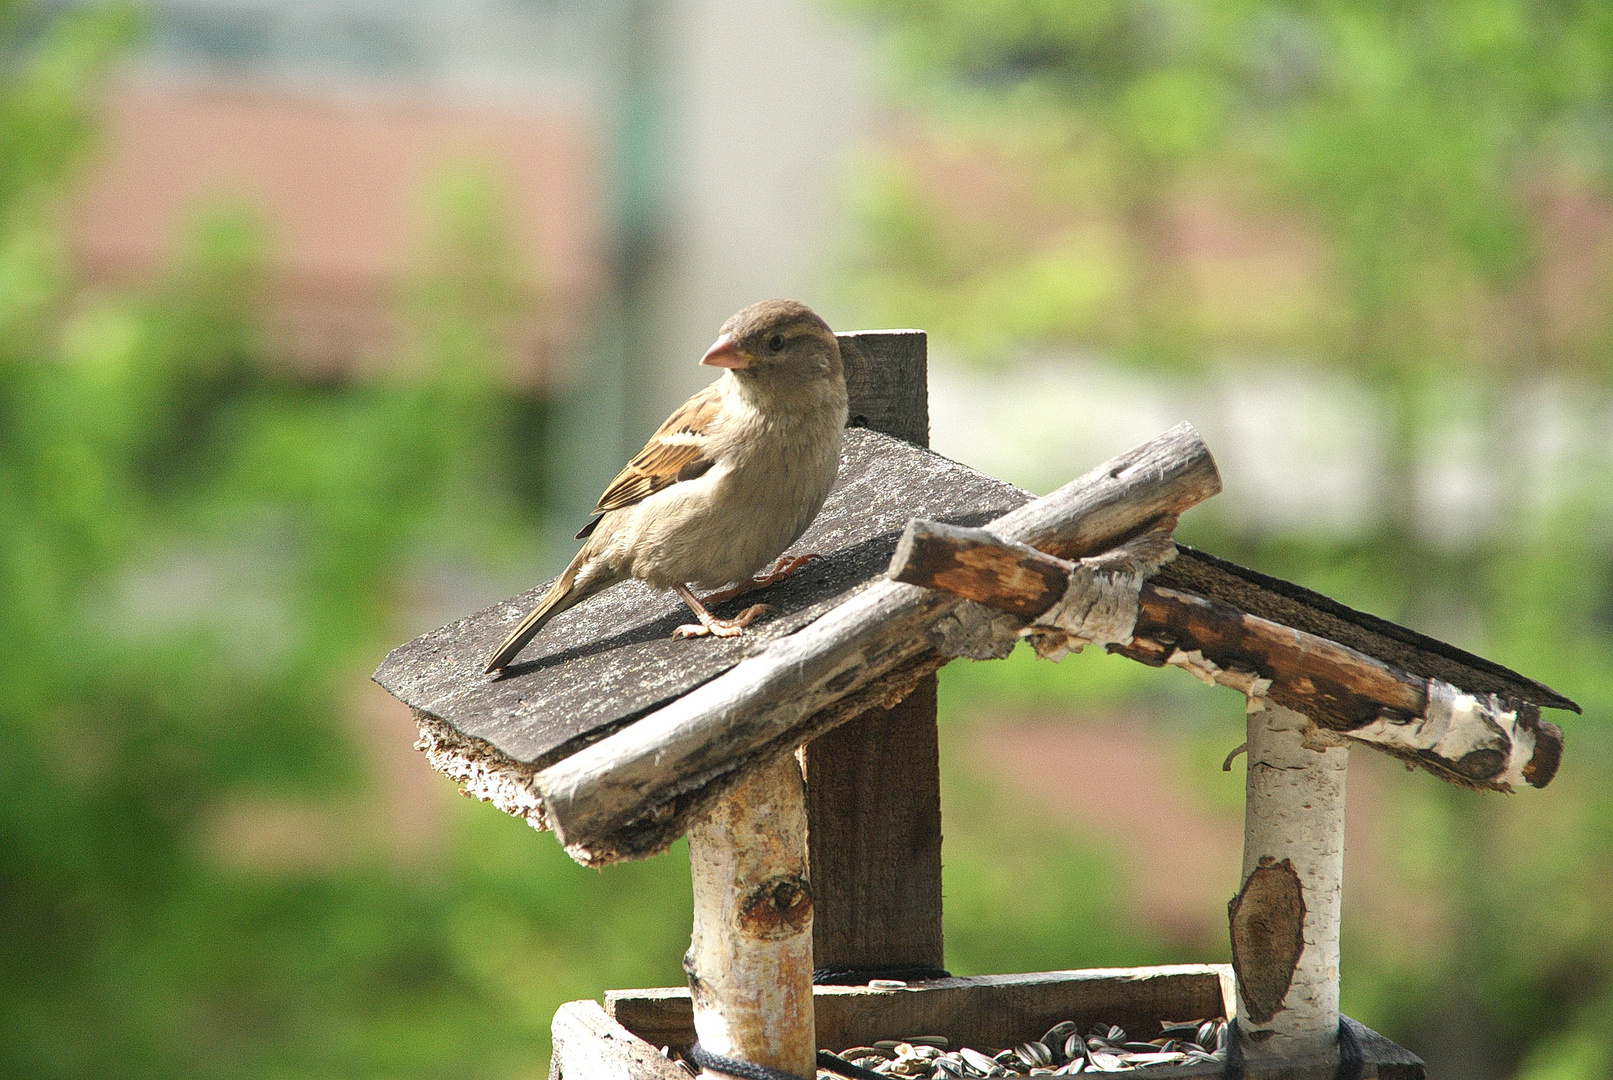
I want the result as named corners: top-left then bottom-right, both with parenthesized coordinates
top-left (1230, 706), bottom-right (1348, 1071)
top-left (685, 755), bottom-right (817, 1080)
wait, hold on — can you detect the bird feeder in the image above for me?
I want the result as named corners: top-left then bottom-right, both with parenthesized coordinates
top-left (374, 331), bottom-right (1572, 1080)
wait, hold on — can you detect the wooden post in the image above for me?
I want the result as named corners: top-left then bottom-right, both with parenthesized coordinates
top-left (685, 755), bottom-right (816, 1080)
top-left (1231, 706), bottom-right (1347, 1072)
top-left (805, 330), bottom-right (945, 978)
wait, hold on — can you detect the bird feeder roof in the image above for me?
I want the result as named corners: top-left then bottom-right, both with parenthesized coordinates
top-left (373, 427), bottom-right (1026, 770)
top-left (374, 416), bottom-right (1574, 866)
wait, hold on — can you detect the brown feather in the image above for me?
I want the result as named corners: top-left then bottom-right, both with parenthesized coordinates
top-left (584, 384), bottom-right (722, 525)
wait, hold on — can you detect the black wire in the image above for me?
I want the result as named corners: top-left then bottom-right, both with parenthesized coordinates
top-left (816, 1051), bottom-right (888, 1080)
top-left (687, 1042), bottom-right (811, 1080)
top-left (1222, 1018), bottom-right (1244, 1080)
top-left (811, 965), bottom-right (951, 986)
top-left (1335, 1018), bottom-right (1365, 1080)
top-left (686, 1041), bottom-right (906, 1080)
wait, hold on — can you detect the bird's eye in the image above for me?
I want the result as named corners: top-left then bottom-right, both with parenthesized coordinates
top-left (768, 334), bottom-right (786, 352)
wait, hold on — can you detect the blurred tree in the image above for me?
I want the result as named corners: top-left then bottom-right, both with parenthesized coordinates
top-left (838, 3), bottom-right (1613, 1079)
top-left (0, 3), bottom-right (694, 1077)
top-left (843, 0), bottom-right (1613, 376)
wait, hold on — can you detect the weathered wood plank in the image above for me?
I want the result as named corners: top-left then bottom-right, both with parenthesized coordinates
top-left (551, 999), bottom-right (691, 1080)
top-left (804, 676), bottom-right (944, 975)
top-left (838, 330), bottom-right (929, 447)
top-left (607, 966), bottom-right (1231, 1055)
top-left (602, 971), bottom-right (1423, 1079)
top-left (1157, 546), bottom-right (1578, 714)
top-left (806, 329), bottom-right (943, 980)
top-left (534, 424), bottom-right (1221, 863)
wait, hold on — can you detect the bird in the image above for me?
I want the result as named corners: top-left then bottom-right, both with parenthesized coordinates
top-left (484, 299), bottom-right (848, 674)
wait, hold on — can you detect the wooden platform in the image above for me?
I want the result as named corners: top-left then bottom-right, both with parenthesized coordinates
top-left (552, 967), bottom-right (1425, 1080)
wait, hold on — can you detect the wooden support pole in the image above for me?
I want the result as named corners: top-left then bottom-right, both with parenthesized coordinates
top-left (1231, 705), bottom-right (1347, 1071)
top-left (807, 329), bottom-right (942, 978)
top-left (685, 755), bottom-right (816, 1080)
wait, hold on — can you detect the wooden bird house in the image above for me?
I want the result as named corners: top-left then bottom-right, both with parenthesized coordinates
top-left (374, 331), bottom-right (1573, 1080)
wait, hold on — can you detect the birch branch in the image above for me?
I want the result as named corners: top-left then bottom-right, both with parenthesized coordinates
top-left (1232, 706), bottom-right (1347, 1067)
top-left (686, 756), bottom-right (816, 1080)
top-left (887, 519), bottom-right (1564, 791)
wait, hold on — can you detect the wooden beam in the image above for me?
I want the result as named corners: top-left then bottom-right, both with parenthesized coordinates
top-left (608, 966), bottom-right (1231, 1059)
top-left (886, 519), bottom-right (1564, 791)
top-left (534, 423), bottom-right (1221, 864)
top-left (837, 330), bottom-right (929, 448)
top-left (804, 677), bottom-right (944, 977)
top-left (550, 998), bottom-right (691, 1080)
top-left (806, 330), bottom-right (943, 979)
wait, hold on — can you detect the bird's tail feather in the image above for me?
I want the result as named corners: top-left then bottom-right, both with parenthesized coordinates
top-left (485, 548), bottom-right (614, 673)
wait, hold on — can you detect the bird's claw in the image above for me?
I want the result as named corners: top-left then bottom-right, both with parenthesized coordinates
top-left (671, 603), bottom-right (771, 639)
top-left (701, 554), bottom-right (825, 606)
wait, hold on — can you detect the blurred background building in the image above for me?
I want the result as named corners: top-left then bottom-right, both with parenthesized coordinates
top-left (65, 0), bottom-right (872, 427)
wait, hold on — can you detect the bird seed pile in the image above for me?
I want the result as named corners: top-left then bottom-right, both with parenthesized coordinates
top-left (664, 1017), bottom-right (1230, 1077)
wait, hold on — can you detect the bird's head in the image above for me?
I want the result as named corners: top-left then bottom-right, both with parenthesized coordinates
top-left (701, 299), bottom-right (842, 391)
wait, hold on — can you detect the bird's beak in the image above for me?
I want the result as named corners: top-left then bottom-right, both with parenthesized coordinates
top-left (700, 333), bottom-right (750, 369)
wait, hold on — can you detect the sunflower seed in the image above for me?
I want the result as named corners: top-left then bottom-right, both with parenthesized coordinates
top-left (1121, 1053), bottom-right (1184, 1066)
top-left (910, 1038), bottom-right (949, 1050)
top-left (1042, 1022), bottom-right (1078, 1047)
top-left (960, 1048), bottom-right (998, 1074)
top-left (1016, 1042), bottom-right (1051, 1069)
top-left (869, 979), bottom-right (909, 990)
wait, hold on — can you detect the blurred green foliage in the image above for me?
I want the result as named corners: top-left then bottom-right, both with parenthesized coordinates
top-left (839, 2), bottom-right (1613, 1079)
top-left (0, 3), bottom-right (695, 1076)
top-left (843, 0), bottom-right (1613, 377)
top-left (5, 1), bottom-right (1613, 1079)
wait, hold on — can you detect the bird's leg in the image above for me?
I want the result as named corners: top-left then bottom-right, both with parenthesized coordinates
top-left (672, 583), bottom-right (770, 639)
top-left (700, 554), bottom-right (824, 606)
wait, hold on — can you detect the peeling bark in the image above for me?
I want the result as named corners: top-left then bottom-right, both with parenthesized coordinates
top-left (685, 756), bottom-right (816, 1080)
top-left (1236, 706), bottom-right (1347, 1064)
top-left (887, 519), bottom-right (1565, 791)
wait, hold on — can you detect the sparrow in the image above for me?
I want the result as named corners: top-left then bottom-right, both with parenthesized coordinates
top-left (485, 299), bottom-right (849, 673)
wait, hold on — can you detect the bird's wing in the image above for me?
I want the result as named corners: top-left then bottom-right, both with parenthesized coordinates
top-left (575, 383), bottom-right (722, 539)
